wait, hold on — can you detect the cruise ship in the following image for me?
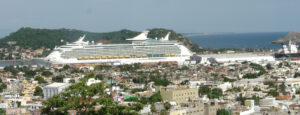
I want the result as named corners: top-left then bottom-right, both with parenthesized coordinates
top-left (45, 31), bottom-right (192, 65)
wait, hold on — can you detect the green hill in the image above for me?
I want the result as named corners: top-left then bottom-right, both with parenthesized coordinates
top-left (0, 27), bottom-right (202, 52)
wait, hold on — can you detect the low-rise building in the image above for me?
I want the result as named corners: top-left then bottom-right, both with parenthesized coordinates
top-left (260, 97), bottom-right (277, 107)
top-left (160, 87), bottom-right (198, 104)
top-left (86, 78), bottom-right (101, 86)
top-left (43, 83), bottom-right (70, 99)
top-left (170, 98), bottom-right (219, 115)
top-left (169, 107), bottom-right (187, 115)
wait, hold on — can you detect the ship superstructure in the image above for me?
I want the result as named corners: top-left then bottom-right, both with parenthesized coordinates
top-left (45, 31), bottom-right (192, 65)
top-left (282, 40), bottom-right (298, 54)
top-left (275, 40), bottom-right (300, 59)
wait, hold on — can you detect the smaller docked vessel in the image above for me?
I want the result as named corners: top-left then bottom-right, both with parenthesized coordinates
top-left (274, 40), bottom-right (300, 59)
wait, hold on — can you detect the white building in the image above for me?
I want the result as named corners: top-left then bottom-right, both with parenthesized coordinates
top-left (240, 100), bottom-right (255, 115)
top-left (86, 78), bottom-right (101, 86)
top-left (286, 78), bottom-right (300, 88)
top-left (217, 82), bottom-right (232, 92)
top-left (199, 53), bottom-right (275, 63)
top-left (189, 81), bottom-right (206, 88)
top-left (63, 78), bottom-right (72, 83)
top-left (282, 40), bottom-right (298, 54)
top-left (139, 104), bottom-right (151, 114)
top-left (43, 83), bottom-right (71, 99)
top-left (260, 97), bottom-right (277, 107)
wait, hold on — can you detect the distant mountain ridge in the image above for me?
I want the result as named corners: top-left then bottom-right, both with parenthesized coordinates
top-left (0, 27), bottom-right (201, 52)
top-left (182, 32), bottom-right (235, 37)
top-left (273, 31), bottom-right (300, 44)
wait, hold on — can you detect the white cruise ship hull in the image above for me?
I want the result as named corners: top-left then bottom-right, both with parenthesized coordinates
top-left (47, 56), bottom-right (190, 65)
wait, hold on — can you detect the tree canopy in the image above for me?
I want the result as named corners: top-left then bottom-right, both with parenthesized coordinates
top-left (217, 109), bottom-right (230, 115)
top-left (52, 75), bottom-right (65, 83)
top-left (34, 86), bottom-right (43, 97)
top-left (34, 76), bottom-right (47, 84)
top-left (199, 86), bottom-right (223, 99)
top-left (41, 73), bottom-right (143, 115)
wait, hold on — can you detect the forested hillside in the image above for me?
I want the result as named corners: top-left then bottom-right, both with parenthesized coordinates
top-left (0, 27), bottom-right (202, 52)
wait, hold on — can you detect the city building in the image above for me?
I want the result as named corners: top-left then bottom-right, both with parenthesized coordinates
top-left (199, 53), bottom-right (275, 63)
top-left (169, 98), bottom-right (219, 115)
top-left (43, 83), bottom-right (71, 99)
top-left (160, 86), bottom-right (198, 104)
top-left (86, 78), bottom-right (101, 86)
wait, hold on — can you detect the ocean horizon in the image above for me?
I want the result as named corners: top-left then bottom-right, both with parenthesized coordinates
top-left (187, 32), bottom-right (289, 49)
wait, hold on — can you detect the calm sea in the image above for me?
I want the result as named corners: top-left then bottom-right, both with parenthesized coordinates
top-left (187, 32), bottom-right (288, 49)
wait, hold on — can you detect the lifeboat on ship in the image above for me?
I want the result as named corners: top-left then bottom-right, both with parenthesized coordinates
top-left (136, 55), bottom-right (142, 58)
top-left (83, 57), bottom-right (89, 60)
top-left (77, 57), bottom-right (83, 60)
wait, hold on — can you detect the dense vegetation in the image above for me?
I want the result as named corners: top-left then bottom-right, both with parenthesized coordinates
top-left (242, 73), bottom-right (259, 79)
top-left (4, 65), bottom-right (37, 80)
top-left (34, 86), bottom-right (43, 97)
top-left (34, 76), bottom-right (47, 84)
top-left (268, 89), bottom-right (279, 97)
top-left (242, 63), bottom-right (267, 79)
top-left (249, 63), bottom-right (267, 75)
top-left (0, 82), bottom-right (7, 93)
top-left (294, 72), bottom-right (300, 78)
top-left (0, 108), bottom-right (5, 115)
top-left (238, 94), bottom-right (260, 106)
top-left (0, 28), bottom-right (140, 50)
top-left (217, 109), bottom-right (230, 115)
top-left (223, 76), bottom-right (236, 82)
top-left (0, 27), bottom-right (202, 53)
top-left (226, 87), bottom-right (241, 92)
top-left (52, 75), bottom-right (65, 82)
top-left (198, 85), bottom-right (223, 99)
top-left (42, 73), bottom-right (144, 115)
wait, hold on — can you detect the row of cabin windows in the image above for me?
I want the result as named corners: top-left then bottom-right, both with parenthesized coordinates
top-left (174, 92), bottom-right (196, 97)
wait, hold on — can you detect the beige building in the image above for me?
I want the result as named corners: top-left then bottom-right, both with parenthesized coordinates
top-left (169, 108), bottom-right (187, 115)
top-left (160, 87), bottom-right (198, 104)
top-left (22, 80), bottom-right (40, 97)
top-left (244, 100), bottom-right (254, 108)
top-left (169, 98), bottom-right (219, 115)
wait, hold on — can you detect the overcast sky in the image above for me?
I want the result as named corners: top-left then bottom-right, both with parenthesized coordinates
top-left (1, 0), bottom-right (300, 36)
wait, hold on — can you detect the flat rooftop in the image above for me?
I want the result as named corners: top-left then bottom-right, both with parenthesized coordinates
top-left (45, 83), bottom-right (70, 88)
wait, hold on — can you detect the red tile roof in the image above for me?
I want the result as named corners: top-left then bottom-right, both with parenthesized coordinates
top-left (276, 95), bottom-right (291, 100)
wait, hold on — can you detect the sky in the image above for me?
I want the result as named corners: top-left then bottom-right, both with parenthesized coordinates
top-left (0, 0), bottom-right (300, 36)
